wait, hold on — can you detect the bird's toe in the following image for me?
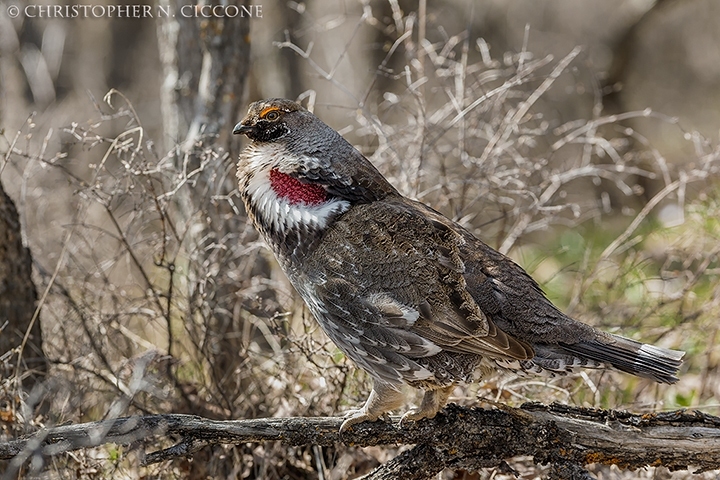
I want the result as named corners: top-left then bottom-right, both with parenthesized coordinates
top-left (398, 406), bottom-right (437, 427)
top-left (340, 408), bottom-right (381, 432)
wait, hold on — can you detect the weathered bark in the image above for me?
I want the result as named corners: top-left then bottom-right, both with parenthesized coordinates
top-left (1, 403), bottom-right (719, 479)
top-left (0, 3), bottom-right (45, 388)
top-left (0, 182), bottom-right (45, 386)
top-left (156, 0), bottom-right (251, 156)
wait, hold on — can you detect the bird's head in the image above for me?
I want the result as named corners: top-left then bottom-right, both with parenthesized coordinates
top-left (234, 98), bottom-right (398, 258)
top-left (233, 98), bottom-right (305, 143)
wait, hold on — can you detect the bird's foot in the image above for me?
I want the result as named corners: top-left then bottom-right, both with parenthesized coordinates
top-left (339, 407), bottom-right (384, 432)
top-left (339, 381), bottom-right (404, 432)
top-left (398, 405), bottom-right (437, 427)
top-left (398, 385), bottom-right (454, 428)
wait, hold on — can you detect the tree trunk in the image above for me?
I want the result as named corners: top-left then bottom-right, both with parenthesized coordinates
top-left (0, 182), bottom-right (45, 387)
top-left (156, 0), bottom-right (251, 157)
top-left (155, 0), bottom-right (281, 421)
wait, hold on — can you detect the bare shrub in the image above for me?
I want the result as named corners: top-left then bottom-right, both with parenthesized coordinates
top-left (2, 2), bottom-right (720, 479)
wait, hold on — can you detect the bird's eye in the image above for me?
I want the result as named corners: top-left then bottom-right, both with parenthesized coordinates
top-left (264, 110), bottom-right (280, 121)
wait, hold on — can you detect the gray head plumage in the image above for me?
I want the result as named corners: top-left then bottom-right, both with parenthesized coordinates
top-left (234, 98), bottom-right (398, 203)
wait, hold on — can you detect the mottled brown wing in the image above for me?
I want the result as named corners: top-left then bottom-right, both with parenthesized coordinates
top-left (408, 202), bottom-right (683, 383)
top-left (409, 201), bottom-right (600, 344)
top-left (304, 196), bottom-right (534, 367)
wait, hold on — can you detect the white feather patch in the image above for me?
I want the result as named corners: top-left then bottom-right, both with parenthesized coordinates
top-left (245, 167), bottom-right (350, 233)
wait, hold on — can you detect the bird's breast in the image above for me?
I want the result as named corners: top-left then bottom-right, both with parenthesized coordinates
top-left (238, 164), bottom-right (350, 263)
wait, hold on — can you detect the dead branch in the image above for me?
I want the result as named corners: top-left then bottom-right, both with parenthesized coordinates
top-left (1, 403), bottom-right (719, 479)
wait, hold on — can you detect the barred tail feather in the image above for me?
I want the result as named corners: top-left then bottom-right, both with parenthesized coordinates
top-left (560, 334), bottom-right (684, 384)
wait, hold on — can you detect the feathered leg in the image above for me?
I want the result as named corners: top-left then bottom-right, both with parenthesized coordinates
top-left (340, 380), bottom-right (405, 432)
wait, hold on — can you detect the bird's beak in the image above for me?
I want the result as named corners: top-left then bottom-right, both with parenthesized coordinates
top-left (233, 122), bottom-right (255, 136)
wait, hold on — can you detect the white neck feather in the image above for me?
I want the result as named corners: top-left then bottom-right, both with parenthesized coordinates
top-left (244, 165), bottom-right (350, 235)
top-left (243, 139), bottom-right (350, 240)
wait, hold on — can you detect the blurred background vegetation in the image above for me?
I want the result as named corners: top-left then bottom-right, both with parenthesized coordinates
top-left (1, 0), bottom-right (720, 478)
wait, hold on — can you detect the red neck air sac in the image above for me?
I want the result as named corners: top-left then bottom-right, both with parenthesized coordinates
top-left (269, 169), bottom-right (327, 206)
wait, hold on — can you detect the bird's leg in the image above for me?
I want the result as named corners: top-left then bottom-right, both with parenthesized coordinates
top-left (399, 384), bottom-right (454, 426)
top-left (340, 380), bottom-right (404, 432)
